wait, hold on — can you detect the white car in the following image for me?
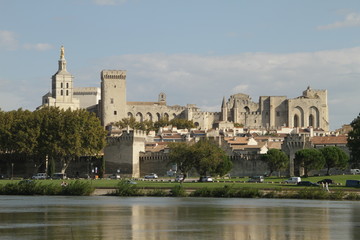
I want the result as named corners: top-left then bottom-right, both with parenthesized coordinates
top-left (32, 173), bottom-right (48, 180)
top-left (144, 173), bottom-right (158, 179)
top-left (200, 176), bottom-right (213, 182)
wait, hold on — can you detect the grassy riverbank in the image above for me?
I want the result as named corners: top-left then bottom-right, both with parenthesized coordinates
top-left (1, 175), bottom-right (359, 199)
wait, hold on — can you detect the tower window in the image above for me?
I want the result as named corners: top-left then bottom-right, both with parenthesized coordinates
top-left (114, 111), bottom-right (117, 115)
top-left (61, 83), bottom-right (63, 88)
top-left (61, 90), bottom-right (63, 96)
top-left (66, 90), bottom-right (69, 96)
top-left (66, 83), bottom-right (69, 88)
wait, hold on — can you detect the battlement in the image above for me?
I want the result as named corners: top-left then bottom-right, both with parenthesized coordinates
top-left (101, 70), bottom-right (127, 80)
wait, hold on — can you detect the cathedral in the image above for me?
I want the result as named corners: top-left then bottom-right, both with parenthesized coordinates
top-left (40, 46), bottom-right (329, 132)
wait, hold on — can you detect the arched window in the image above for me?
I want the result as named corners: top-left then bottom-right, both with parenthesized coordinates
top-left (309, 114), bottom-right (314, 127)
top-left (244, 106), bottom-right (250, 113)
top-left (294, 115), bottom-right (299, 128)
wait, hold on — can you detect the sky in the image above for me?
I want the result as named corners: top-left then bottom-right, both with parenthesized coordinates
top-left (1, 0), bottom-right (360, 130)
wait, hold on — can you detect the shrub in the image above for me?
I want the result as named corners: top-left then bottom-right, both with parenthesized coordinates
top-left (296, 189), bottom-right (328, 200)
top-left (169, 185), bottom-right (187, 197)
top-left (234, 188), bottom-right (262, 198)
top-left (190, 187), bottom-right (213, 197)
top-left (61, 180), bottom-right (94, 196)
top-left (147, 189), bottom-right (168, 197)
top-left (212, 185), bottom-right (236, 198)
top-left (113, 180), bottom-right (142, 196)
top-left (328, 191), bottom-right (346, 200)
top-left (345, 193), bottom-right (360, 200)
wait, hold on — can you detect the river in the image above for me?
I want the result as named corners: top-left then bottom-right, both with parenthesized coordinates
top-left (0, 196), bottom-right (359, 240)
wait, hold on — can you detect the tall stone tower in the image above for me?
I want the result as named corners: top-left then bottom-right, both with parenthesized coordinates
top-left (101, 70), bottom-right (127, 127)
top-left (40, 46), bottom-right (79, 110)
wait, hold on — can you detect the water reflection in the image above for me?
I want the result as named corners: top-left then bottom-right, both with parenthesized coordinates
top-left (0, 196), bottom-right (359, 240)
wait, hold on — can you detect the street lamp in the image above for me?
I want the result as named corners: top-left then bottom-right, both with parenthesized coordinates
top-left (11, 163), bottom-right (14, 179)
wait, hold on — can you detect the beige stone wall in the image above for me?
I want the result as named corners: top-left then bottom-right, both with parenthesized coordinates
top-left (101, 70), bottom-right (127, 126)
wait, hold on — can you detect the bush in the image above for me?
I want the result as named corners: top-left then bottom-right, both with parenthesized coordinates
top-left (296, 189), bottom-right (329, 200)
top-left (345, 193), bottom-right (360, 200)
top-left (212, 185), bottom-right (236, 198)
top-left (190, 187), bottom-right (213, 197)
top-left (113, 180), bottom-right (143, 196)
top-left (234, 188), bottom-right (262, 198)
top-left (147, 189), bottom-right (168, 197)
top-left (169, 185), bottom-right (187, 197)
top-left (61, 180), bottom-right (94, 196)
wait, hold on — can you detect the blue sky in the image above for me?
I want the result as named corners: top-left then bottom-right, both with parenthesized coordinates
top-left (1, 0), bottom-right (360, 130)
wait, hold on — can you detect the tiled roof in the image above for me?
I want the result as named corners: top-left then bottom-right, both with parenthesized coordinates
top-left (311, 136), bottom-right (347, 145)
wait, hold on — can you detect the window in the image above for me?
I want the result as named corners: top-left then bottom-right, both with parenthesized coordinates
top-left (66, 90), bottom-right (69, 96)
top-left (61, 90), bottom-right (63, 96)
top-left (61, 83), bottom-right (63, 88)
top-left (114, 111), bottom-right (117, 115)
top-left (110, 98), bottom-right (114, 104)
top-left (66, 83), bottom-right (69, 88)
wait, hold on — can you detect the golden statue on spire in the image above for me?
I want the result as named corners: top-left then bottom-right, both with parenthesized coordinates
top-left (60, 46), bottom-right (65, 59)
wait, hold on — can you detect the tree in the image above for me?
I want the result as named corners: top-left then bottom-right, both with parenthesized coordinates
top-left (294, 148), bottom-right (325, 177)
top-left (319, 146), bottom-right (349, 175)
top-left (348, 113), bottom-right (360, 167)
top-left (168, 142), bottom-right (196, 183)
top-left (192, 139), bottom-right (232, 180)
top-left (261, 149), bottom-right (289, 176)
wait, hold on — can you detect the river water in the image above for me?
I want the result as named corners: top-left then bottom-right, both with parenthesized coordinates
top-left (0, 196), bottom-right (359, 240)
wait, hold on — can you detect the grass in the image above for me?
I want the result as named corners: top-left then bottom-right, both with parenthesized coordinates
top-left (1, 174), bottom-right (359, 190)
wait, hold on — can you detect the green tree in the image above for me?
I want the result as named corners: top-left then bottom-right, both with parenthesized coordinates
top-left (319, 146), bottom-right (349, 175)
top-left (261, 149), bottom-right (289, 177)
top-left (348, 113), bottom-right (360, 167)
top-left (295, 148), bottom-right (325, 177)
top-left (193, 139), bottom-right (232, 180)
top-left (168, 142), bottom-right (196, 183)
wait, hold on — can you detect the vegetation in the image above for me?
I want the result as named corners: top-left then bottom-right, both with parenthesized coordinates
top-left (168, 139), bottom-right (233, 182)
top-left (0, 107), bottom-right (106, 174)
top-left (348, 113), bottom-right (360, 167)
top-left (261, 149), bottom-right (289, 176)
top-left (319, 146), bottom-right (349, 175)
top-left (0, 180), bottom-right (94, 196)
top-left (295, 148), bottom-right (325, 176)
top-left (114, 117), bottom-right (195, 133)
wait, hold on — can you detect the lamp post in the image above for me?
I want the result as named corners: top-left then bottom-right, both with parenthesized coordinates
top-left (11, 163), bottom-right (14, 180)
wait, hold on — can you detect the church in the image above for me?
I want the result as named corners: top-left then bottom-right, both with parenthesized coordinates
top-left (40, 46), bottom-right (329, 132)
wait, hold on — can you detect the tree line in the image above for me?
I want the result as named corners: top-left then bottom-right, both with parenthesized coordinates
top-left (0, 107), bottom-right (106, 176)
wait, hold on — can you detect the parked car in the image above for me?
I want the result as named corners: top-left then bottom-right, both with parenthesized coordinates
top-left (346, 180), bottom-right (360, 187)
top-left (248, 176), bottom-right (264, 183)
top-left (32, 173), bottom-right (48, 180)
top-left (175, 175), bottom-right (184, 182)
top-left (51, 173), bottom-right (67, 180)
top-left (350, 169), bottom-right (360, 174)
top-left (285, 177), bottom-right (301, 184)
top-left (199, 176), bottom-right (213, 182)
top-left (110, 174), bottom-right (121, 179)
top-left (144, 173), bottom-right (158, 179)
top-left (297, 181), bottom-right (319, 187)
top-left (317, 179), bottom-right (335, 184)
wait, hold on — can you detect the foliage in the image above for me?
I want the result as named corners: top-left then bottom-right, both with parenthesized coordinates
top-left (0, 107), bottom-right (106, 173)
top-left (168, 142), bottom-right (196, 183)
top-left (114, 117), bottom-right (195, 133)
top-left (61, 180), bottom-right (94, 196)
top-left (261, 149), bottom-right (289, 176)
top-left (294, 148), bottom-right (325, 176)
top-left (319, 146), bottom-right (349, 175)
top-left (0, 180), bottom-right (93, 195)
top-left (146, 189), bottom-right (168, 197)
top-left (169, 185), bottom-right (187, 197)
top-left (193, 139), bottom-right (233, 179)
top-left (348, 113), bottom-right (360, 167)
top-left (113, 179), bottom-right (143, 196)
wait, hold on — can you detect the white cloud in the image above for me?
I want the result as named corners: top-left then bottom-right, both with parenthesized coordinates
top-left (0, 30), bottom-right (18, 50)
top-left (318, 12), bottom-right (360, 30)
top-left (23, 43), bottom-right (53, 51)
top-left (92, 0), bottom-right (127, 5)
top-left (81, 48), bottom-right (360, 130)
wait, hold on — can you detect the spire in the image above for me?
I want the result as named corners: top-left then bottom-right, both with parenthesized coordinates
top-left (58, 45), bottom-right (67, 72)
top-left (221, 96), bottom-right (226, 108)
